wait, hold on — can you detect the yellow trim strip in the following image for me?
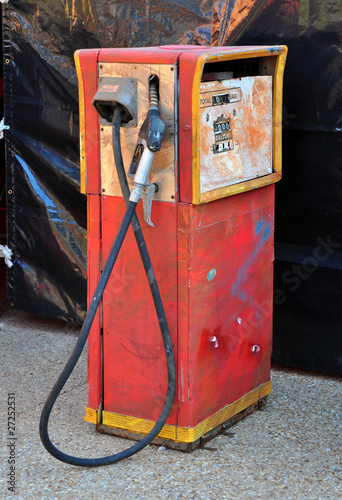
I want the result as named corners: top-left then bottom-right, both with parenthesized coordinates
top-left (84, 380), bottom-right (272, 443)
top-left (84, 406), bottom-right (97, 423)
top-left (191, 47), bottom-right (288, 205)
top-left (74, 50), bottom-right (87, 194)
top-left (198, 173), bottom-right (281, 204)
top-left (272, 50), bottom-right (288, 176)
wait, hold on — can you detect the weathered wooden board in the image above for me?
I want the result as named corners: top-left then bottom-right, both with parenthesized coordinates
top-left (95, 396), bottom-right (268, 451)
top-left (99, 63), bottom-right (176, 202)
top-left (199, 75), bottom-right (273, 193)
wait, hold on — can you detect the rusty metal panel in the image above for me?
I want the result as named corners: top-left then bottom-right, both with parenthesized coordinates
top-left (199, 75), bottom-right (273, 194)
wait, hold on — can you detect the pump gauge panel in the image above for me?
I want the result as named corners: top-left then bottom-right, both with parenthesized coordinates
top-left (199, 76), bottom-right (273, 195)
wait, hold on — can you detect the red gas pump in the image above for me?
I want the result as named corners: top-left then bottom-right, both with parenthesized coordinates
top-left (40, 45), bottom-right (287, 465)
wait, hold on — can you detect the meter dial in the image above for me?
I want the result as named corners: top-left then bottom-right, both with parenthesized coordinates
top-left (212, 115), bottom-right (234, 154)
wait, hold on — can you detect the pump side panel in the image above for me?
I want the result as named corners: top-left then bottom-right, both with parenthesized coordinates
top-left (101, 196), bottom-right (178, 425)
top-left (182, 185), bottom-right (275, 428)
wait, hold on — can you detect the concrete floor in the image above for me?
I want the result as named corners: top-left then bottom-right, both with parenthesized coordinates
top-left (0, 262), bottom-right (341, 499)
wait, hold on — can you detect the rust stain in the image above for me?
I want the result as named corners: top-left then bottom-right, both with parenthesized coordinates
top-left (199, 75), bottom-right (272, 194)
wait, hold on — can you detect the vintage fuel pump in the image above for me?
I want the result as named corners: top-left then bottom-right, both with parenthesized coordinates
top-left (40, 45), bottom-right (287, 466)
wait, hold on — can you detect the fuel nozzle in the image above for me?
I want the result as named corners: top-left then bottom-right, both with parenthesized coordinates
top-left (128, 76), bottom-right (165, 226)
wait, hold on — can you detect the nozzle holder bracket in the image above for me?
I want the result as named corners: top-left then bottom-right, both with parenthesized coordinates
top-left (92, 77), bottom-right (137, 127)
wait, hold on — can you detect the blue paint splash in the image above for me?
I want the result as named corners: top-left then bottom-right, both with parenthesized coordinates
top-left (207, 268), bottom-right (217, 281)
top-left (263, 225), bottom-right (270, 240)
top-left (232, 223), bottom-right (272, 299)
top-left (255, 220), bottom-right (263, 235)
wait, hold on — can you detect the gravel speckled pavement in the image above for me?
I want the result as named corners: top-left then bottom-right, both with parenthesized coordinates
top-left (1, 290), bottom-right (341, 499)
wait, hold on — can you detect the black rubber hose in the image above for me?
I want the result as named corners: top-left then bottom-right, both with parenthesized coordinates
top-left (39, 108), bottom-right (176, 467)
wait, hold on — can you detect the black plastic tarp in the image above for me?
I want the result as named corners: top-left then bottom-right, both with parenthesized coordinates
top-left (3, 1), bottom-right (342, 371)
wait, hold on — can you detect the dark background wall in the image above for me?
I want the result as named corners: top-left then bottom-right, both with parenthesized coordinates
top-left (2, 1), bottom-right (341, 372)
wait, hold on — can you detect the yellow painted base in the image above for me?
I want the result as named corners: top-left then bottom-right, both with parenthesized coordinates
top-left (84, 380), bottom-right (271, 444)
